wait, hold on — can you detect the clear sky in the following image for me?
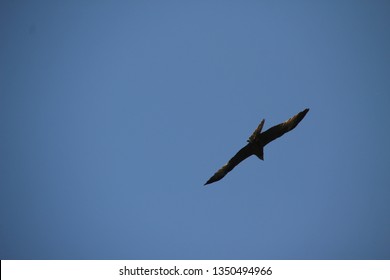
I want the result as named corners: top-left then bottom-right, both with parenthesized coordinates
top-left (1, 0), bottom-right (390, 260)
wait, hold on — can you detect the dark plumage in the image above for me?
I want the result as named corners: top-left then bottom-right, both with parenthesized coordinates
top-left (204, 108), bottom-right (309, 185)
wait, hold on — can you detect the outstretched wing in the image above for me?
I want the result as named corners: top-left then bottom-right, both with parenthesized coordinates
top-left (248, 119), bottom-right (265, 143)
top-left (204, 143), bottom-right (254, 185)
top-left (261, 108), bottom-right (309, 146)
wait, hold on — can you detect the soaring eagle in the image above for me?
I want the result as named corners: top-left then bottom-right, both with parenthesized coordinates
top-left (204, 108), bottom-right (309, 185)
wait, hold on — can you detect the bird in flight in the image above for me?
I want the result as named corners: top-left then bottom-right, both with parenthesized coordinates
top-left (204, 108), bottom-right (309, 185)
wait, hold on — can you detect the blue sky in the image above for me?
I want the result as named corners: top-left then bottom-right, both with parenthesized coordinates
top-left (1, 0), bottom-right (390, 259)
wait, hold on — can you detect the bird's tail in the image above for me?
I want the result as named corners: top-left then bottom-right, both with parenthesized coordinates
top-left (254, 146), bottom-right (264, 160)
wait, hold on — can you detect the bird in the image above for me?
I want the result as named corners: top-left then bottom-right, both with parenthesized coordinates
top-left (204, 108), bottom-right (309, 185)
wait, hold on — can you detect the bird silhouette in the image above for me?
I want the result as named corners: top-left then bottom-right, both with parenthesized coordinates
top-left (204, 108), bottom-right (309, 185)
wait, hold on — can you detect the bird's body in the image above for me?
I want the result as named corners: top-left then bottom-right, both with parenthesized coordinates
top-left (204, 108), bottom-right (309, 185)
